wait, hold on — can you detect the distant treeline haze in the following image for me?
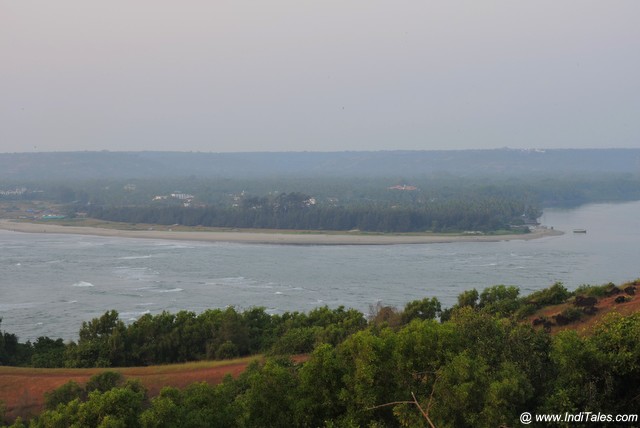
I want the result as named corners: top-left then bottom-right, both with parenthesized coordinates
top-left (5, 172), bottom-right (640, 232)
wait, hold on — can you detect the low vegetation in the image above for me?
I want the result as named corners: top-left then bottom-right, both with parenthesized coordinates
top-left (1, 279), bottom-right (638, 427)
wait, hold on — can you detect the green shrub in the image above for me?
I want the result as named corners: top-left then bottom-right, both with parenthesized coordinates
top-left (85, 371), bottom-right (123, 394)
top-left (573, 282), bottom-right (614, 297)
top-left (31, 337), bottom-right (66, 368)
top-left (479, 285), bottom-right (522, 316)
top-left (44, 381), bottom-right (84, 410)
top-left (457, 289), bottom-right (479, 308)
top-left (270, 327), bottom-right (316, 355)
top-left (559, 307), bottom-right (583, 324)
top-left (526, 282), bottom-right (571, 306)
top-left (216, 341), bottom-right (239, 359)
top-left (401, 297), bottom-right (442, 323)
top-left (514, 303), bottom-right (538, 320)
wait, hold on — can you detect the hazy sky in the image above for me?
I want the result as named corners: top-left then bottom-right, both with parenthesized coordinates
top-left (1, 1), bottom-right (639, 153)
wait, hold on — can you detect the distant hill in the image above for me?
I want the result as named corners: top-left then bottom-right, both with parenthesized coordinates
top-left (1, 149), bottom-right (639, 180)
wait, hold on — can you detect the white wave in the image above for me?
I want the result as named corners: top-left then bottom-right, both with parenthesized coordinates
top-left (113, 266), bottom-right (159, 281)
top-left (275, 291), bottom-right (283, 295)
top-left (118, 255), bottom-right (153, 260)
top-left (219, 276), bottom-right (246, 283)
top-left (207, 276), bottom-right (265, 288)
top-left (469, 262), bottom-right (498, 267)
top-left (114, 267), bottom-right (158, 273)
top-left (0, 302), bottom-right (41, 310)
top-left (121, 310), bottom-right (152, 319)
top-left (72, 281), bottom-right (95, 287)
top-left (152, 243), bottom-right (195, 249)
top-left (155, 288), bottom-right (183, 293)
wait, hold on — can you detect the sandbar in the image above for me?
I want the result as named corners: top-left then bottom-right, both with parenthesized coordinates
top-left (0, 219), bottom-right (563, 245)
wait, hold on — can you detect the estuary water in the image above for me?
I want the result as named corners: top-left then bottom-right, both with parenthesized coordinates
top-left (1, 201), bottom-right (639, 341)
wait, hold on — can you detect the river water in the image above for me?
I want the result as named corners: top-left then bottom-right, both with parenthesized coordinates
top-left (1, 201), bottom-right (639, 340)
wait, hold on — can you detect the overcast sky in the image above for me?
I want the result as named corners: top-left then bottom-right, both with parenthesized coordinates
top-left (1, 1), bottom-right (639, 153)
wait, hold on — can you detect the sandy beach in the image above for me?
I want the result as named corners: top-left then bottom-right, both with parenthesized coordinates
top-left (0, 219), bottom-right (563, 245)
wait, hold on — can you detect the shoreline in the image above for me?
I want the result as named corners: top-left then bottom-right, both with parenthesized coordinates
top-left (0, 219), bottom-right (563, 245)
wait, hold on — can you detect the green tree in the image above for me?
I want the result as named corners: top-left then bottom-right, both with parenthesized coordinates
top-left (66, 311), bottom-right (126, 367)
top-left (44, 381), bottom-right (84, 410)
top-left (432, 353), bottom-right (533, 428)
top-left (236, 358), bottom-right (299, 428)
top-left (85, 371), bottom-right (124, 394)
top-left (478, 285), bottom-right (521, 316)
top-left (525, 281), bottom-right (570, 306)
top-left (401, 297), bottom-right (442, 323)
top-left (270, 327), bottom-right (316, 355)
top-left (0, 319), bottom-right (33, 366)
top-left (457, 289), bottom-right (479, 308)
top-left (31, 337), bottom-right (66, 368)
top-left (139, 388), bottom-right (183, 428)
top-left (335, 329), bottom-right (400, 426)
top-left (542, 330), bottom-right (604, 415)
top-left (296, 344), bottom-right (347, 426)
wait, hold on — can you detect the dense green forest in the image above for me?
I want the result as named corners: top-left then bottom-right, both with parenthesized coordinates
top-left (6, 173), bottom-right (640, 232)
top-left (2, 281), bottom-right (639, 427)
top-left (4, 174), bottom-right (640, 207)
top-left (86, 194), bottom-right (531, 233)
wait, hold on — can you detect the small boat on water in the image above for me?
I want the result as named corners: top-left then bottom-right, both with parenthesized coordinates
top-left (573, 229), bottom-right (587, 233)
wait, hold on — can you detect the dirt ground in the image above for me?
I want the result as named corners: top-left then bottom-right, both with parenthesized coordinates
top-left (0, 355), bottom-right (306, 422)
top-left (527, 282), bottom-right (640, 335)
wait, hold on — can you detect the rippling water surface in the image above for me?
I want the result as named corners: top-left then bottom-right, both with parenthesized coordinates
top-left (1, 201), bottom-right (639, 340)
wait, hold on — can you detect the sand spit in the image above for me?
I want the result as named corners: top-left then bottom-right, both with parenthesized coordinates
top-left (0, 220), bottom-right (563, 245)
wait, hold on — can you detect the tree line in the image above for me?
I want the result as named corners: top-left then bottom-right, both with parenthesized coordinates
top-left (2, 280), bottom-right (639, 427)
top-left (87, 192), bottom-right (532, 233)
top-left (6, 173), bottom-right (640, 208)
top-left (0, 305), bottom-right (367, 370)
top-left (2, 280), bottom-right (639, 426)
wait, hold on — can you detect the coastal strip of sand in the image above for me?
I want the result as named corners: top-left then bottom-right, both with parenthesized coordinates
top-left (0, 219), bottom-right (563, 245)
